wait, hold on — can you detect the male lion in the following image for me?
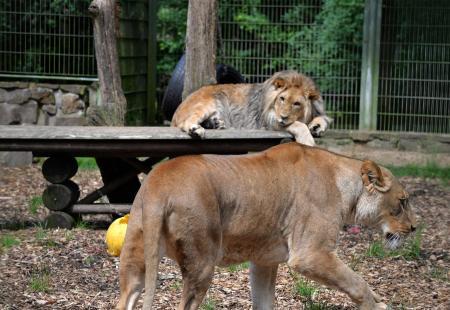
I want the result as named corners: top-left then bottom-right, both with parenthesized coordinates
top-left (171, 70), bottom-right (332, 146)
top-left (117, 143), bottom-right (416, 310)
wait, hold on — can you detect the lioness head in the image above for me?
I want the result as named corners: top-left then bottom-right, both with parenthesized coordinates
top-left (359, 160), bottom-right (417, 249)
top-left (264, 70), bottom-right (321, 129)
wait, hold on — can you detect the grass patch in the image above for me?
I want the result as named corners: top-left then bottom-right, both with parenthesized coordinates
top-left (387, 162), bottom-right (450, 185)
top-left (76, 157), bottom-right (98, 170)
top-left (366, 226), bottom-right (423, 260)
top-left (227, 261), bottom-right (250, 272)
top-left (74, 219), bottom-right (90, 229)
top-left (29, 268), bottom-right (51, 293)
top-left (201, 298), bottom-right (216, 310)
top-left (429, 266), bottom-right (449, 282)
top-left (294, 277), bottom-right (317, 300)
top-left (28, 196), bottom-right (43, 214)
top-left (1, 234), bottom-right (20, 250)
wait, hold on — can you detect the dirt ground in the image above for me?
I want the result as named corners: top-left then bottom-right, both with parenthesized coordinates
top-left (0, 163), bottom-right (449, 309)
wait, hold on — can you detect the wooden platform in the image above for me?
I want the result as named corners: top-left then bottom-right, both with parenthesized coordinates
top-left (0, 125), bottom-right (293, 157)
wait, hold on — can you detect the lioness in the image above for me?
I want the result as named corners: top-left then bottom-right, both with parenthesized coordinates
top-left (171, 70), bottom-right (332, 146)
top-left (117, 143), bottom-right (416, 310)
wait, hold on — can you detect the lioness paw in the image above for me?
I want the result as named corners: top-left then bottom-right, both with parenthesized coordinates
top-left (188, 124), bottom-right (206, 139)
top-left (287, 121), bottom-right (316, 146)
top-left (374, 302), bottom-right (387, 310)
top-left (211, 116), bottom-right (226, 129)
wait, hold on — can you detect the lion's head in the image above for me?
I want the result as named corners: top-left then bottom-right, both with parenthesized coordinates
top-left (359, 160), bottom-right (417, 249)
top-left (262, 70), bottom-right (322, 129)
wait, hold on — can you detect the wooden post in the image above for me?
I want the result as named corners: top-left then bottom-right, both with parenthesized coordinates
top-left (182, 0), bottom-right (217, 100)
top-left (42, 156), bottom-right (78, 184)
top-left (359, 0), bottom-right (382, 130)
top-left (147, 0), bottom-right (158, 124)
top-left (87, 0), bottom-right (127, 126)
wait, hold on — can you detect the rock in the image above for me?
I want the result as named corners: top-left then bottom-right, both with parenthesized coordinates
top-left (30, 87), bottom-right (52, 100)
top-left (36, 83), bottom-right (59, 90)
top-left (398, 139), bottom-right (422, 152)
top-left (350, 131), bottom-right (372, 142)
top-left (54, 89), bottom-right (63, 108)
top-left (6, 89), bottom-right (32, 104)
top-left (19, 100), bottom-right (39, 124)
top-left (37, 110), bottom-right (49, 125)
top-left (40, 93), bottom-right (55, 105)
top-left (60, 84), bottom-right (87, 95)
top-left (0, 151), bottom-right (33, 167)
top-left (61, 95), bottom-right (84, 114)
top-left (367, 138), bottom-right (397, 149)
top-left (430, 254), bottom-right (437, 261)
top-left (88, 86), bottom-right (99, 106)
top-left (42, 104), bottom-right (57, 115)
top-left (0, 81), bottom-right (29, 89)
top-left (0, 102), bottom-right (20, 124)
top-left (0, 88), bottom-right (8, 102)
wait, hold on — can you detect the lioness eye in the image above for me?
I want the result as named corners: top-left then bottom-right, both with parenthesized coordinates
top-left (293, 102), bottom-right (301, 107)
top-left (280, 96), bottom-right (285, 102)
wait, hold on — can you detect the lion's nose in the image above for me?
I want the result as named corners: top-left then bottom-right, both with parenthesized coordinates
top-left (280, 115), bottom-right (288, 120)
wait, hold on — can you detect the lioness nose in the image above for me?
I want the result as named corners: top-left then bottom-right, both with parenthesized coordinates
top-left (280, 115), bottom-right (288, 120)
top-left (411, 225), bottom-right (416, 232)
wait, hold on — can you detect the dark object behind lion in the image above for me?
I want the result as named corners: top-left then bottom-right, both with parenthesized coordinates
top-left (162, 54), bottom-right (245, 120)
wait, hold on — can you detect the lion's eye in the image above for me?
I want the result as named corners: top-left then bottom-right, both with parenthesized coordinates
top-left (391, 203), bottom-right (404, 216)
top-left (280, 96), bottom-right (285, 102)
top-left (293, 101), bottom-right (301, 107)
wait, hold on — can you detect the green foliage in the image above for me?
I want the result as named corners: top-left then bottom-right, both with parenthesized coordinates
top-left (75, 219), bottom-right (90, 230)
top-left (294, 277), bottom-right (317, 300)
top-left (29, 267), bottom-right (51, 293)
top-left (201, 298), bottom-right (216, 310)
top-left (227, 261), bottom-right (250, 272)
top-left (387, 162), bottom-right (450, 186)
top-left (429, 266), bottom-right (449, 282)
top-left (29, 196), bottom-right (43, 215)
top-left (76, 157), bottom-right (98, 170)
top-left (1, 234), bottom-right (20, 250)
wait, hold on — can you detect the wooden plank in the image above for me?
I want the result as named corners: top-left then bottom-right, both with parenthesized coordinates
top-left (0, 126), bottom-right (291, 140)
top-left (0, 126), bottom-right (293, 156)
top-left (69, 204), bottom-right (131, 214)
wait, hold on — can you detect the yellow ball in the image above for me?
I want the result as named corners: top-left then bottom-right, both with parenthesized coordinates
top-left (105, 214), bottom-right (129, 256)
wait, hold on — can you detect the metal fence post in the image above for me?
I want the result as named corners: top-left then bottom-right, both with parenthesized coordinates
top-left (359, 0), bottom-right (382, 130)
top-left (147, 0), bottom-right (158, 125)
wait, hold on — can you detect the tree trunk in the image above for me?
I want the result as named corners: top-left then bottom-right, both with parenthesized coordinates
top-left (182, 0), bottom-right (217, 100)
top-left (88, 0), bottom-right (127, 126)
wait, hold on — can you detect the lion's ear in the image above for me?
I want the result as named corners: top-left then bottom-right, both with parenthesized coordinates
top-left (272, 77), bottom-right (286, 89)
top-left (361, 160), bottom-right (392, 193)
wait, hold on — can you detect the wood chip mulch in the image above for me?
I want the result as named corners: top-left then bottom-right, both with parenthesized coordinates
top-left (0, 164), bottom-right (448, 309)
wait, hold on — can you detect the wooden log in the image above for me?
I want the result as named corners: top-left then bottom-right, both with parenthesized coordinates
top-left (44, 212), bottom-right (75, 229)
top-left (182, 0), bottom-right (217, 100)
top-left (87, 0), bottom-right (126, 126)
top-left (69, 204), bottom-right (131, 214)
top-left (42, 180), bottom-right (80, 211)
top-left (42, 156), bottom-right (78, 184)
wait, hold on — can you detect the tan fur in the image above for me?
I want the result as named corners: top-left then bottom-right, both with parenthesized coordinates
top-left (171, 70), bottom-right (332, 145)
top-left (117, 143), bottom-right (416, 310)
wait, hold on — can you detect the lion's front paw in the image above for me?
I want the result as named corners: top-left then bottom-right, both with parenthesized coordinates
top-left (188, 124), bottom-right (206, 139)
top-left (287, 121), bottom-right (315, 146)
top-left (211, 116), bottom-right (226, 129)
top-left (308, 116), bottom-right (330, 137)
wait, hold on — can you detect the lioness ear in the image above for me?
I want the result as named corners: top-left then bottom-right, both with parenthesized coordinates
top-left (272, 78), bottom-right (286, 89)
top-left (361, 160), bottom-right (392, 193)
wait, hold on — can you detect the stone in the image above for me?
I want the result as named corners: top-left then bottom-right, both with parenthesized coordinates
top-left (60, 84), bottom-right (87, 95)
top-left (0, 88), bottom-right (8, 102)
top-left (398, 139), bottom-right (422, 152)
top-left (40, 93), bottom-right (55, 105)
top-left (42, 104), bottom-right (57, 115)
top-left (88, 86), bottom-right (99, 105)
top-left (30, 87), bottom-right (52, 100)
top-left (0, 102), bottom-right (20, 124)
top-left (420, 140), bottom-right (450, 153)
top-left (6, 88), bottom-right (31, 104)
top-left (19, 100), bottom-right (39, 124)
top-left (37, 110), bottom-right (49, 125)
top-left (36, 83), bottom-right (59, 90)
top-left (0, 151), bottom-right (33, 167)
top-left (367, 138), bottom-right (397, 149)
top-left (0, 81), bottom-right (29, 89)
top-left (350, 131), bottom-right (372, 142)
top-left (54, 89), bottom-right (63, 109)
top-left (61, 93), bottom-right (83, 114)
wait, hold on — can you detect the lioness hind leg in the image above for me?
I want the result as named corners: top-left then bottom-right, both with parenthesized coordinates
top-left (288, 251), bottom-right (386, 310)
top-left (117, 222), bottom-right (145, 310)
top-left (250, 263), bottom-right (278, 310)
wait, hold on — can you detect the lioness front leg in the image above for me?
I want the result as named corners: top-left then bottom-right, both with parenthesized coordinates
top-left (250, 263), bottom-right (278, 310)
top-left (289, 251), bottom-right (386, 310)
top-left (286, 121), bottom-right (316, 146)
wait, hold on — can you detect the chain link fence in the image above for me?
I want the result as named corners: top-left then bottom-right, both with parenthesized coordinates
top-left (0, 0), bottom-right (96, 81)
